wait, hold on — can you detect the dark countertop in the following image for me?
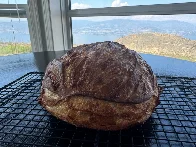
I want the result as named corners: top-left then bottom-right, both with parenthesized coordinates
top-left (0, 52), bottom-right (196, 88)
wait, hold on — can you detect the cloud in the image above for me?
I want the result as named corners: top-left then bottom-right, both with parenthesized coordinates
top-left (72, 3), bottom-right (91, 9)
top-left (111, 0), bottom-right (129, 7)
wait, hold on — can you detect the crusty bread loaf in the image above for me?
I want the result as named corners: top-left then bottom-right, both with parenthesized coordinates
top-left (39, 41), bottom-right (162, 130)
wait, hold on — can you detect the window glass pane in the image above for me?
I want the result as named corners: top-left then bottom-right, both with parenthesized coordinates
top-left (72, 15), bottom-right (196, 77)
top-left (71, 0), bottom-right (196, 9)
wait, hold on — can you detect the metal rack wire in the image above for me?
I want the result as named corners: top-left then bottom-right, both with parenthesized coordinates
top-left (0, 72), bottom-right (195, 147)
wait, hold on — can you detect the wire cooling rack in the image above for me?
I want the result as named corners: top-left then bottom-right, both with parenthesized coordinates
top-left (0, 72), bottom-right (195, 147)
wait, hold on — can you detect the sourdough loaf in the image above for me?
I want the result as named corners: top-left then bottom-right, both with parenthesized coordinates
top-left (39, 41), bottom-right (161, 130)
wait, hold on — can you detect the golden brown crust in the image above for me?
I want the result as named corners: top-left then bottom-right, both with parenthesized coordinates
top-left (39, 88), bottom-right (159, 130)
